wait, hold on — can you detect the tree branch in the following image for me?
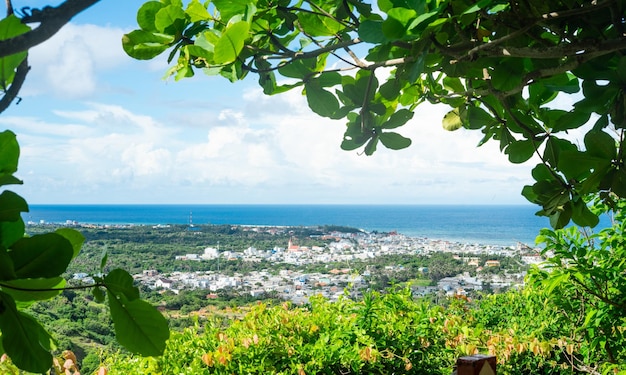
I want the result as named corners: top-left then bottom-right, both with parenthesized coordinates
top-left (0, 57), bottom-right (29, 113)
top-left (0, 0), bottom-right (101, 58)
top-left (474, 36), bottom-right (626, 60)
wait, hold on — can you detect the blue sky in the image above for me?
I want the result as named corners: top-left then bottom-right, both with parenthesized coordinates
top-left (2, 0), bottom-right (536, 204)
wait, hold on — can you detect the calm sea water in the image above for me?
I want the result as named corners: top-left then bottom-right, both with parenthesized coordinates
top-left (25, 204), bottom-right (557, 246)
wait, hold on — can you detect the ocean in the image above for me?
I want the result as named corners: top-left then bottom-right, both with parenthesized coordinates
top-left (24, 204), bottom-right (560, 246)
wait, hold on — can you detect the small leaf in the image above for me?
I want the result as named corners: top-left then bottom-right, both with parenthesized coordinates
top-left (0, 132), bottom-right (18, 169)
top-left (465, 106), bottom-right (496, 130)
top-left (364, 136), bottom-right (379, 155)
top-left (213, 21), bottom-right (249, 64)
top-left (100, 247), bottom-right (109, 272)
top-left (358, 20), bottom-right (387, 43)
top-left (185, 0), bottom-right (210, 22)
top-left (379, 132), bottom-right (412, 150)
top-left (505, 139), bottom-right (536, 163)
top-left (442, 109), bottom-right (462, 131)
top-left (443, 76), bottom-right (465, 93)
top-left (154, 4), bottom-right (187, 35)
top-left (122, 30), bottom-right (175, 60)
top-left (213, 0), bottom-right (253, 23)
top-left (571, 198), bottom-right (599, 227)
top-left (107, 291), bottom-right (170, 356)
top-left (382, 109), bottom-right (414, 129)
top-left (381, 17), bottom-right (405, 41)
top-left (104, 269), bottom-right (140, 301)
top-left (92, 286), bottom-right (105, 303)
top-left (305, 81), bottom-right (339, 118)
top-left (0, 191), bottom-right (28, 222)
top-left (584, 130), bottom-right (617, 160)
top-left (136, 1), bottom-right (165, 32)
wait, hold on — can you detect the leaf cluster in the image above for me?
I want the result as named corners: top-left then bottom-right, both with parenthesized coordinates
top-left (0, 132), bottom-right (170, 372)
top-left (125, 0), bottom-right (626, 228)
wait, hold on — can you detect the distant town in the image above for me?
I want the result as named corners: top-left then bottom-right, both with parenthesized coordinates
top-left (60, 223), bottom-right (544, 304)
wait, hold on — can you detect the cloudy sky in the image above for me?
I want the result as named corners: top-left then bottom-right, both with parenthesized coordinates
top-left (2, 0), bottom-right (536, 205)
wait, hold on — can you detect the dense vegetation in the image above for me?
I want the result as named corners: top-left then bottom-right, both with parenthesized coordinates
top-left (1, 0), bottom-right (625, 373)
top-left (0, 212), bottom-right (619, 374)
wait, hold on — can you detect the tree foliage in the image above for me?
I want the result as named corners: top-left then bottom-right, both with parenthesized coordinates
top-left (0, 130), bottom-right (169, 372)
top-left (124, 0), bottom-right (626, 228)
top-left (0, 1), bottom-right (169, 372)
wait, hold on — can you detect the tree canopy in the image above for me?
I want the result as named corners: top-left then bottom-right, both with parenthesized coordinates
top-left (124, 0), bottom-right (626, 228)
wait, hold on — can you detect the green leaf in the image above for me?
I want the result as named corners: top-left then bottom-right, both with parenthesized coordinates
top-left (0, 15), bottom-right (30, 87)
top-left (549, 203), bottom-right (572, 229)
top-left (136, 1), bottom-right (165, 32)
top-left (387, 8), bottom-right (417, 27)
top-left (55, 228), bottom-right (85, 259)
top-left (185, 0), bottom-right (210, 22)
top-left (122, 30), bottom-right (175, 60)
top-left (442, 109), bottom-right (462, 131)
top-left (278, 59), bottom-right (314, 79)
top-left (1, 277), bottom-right (65, 302)
top-left (100, 247), bottom-right (109, 272)
top-left (584, 130), bottom-right (616, 160)
top-left (382, 17), bottom-right (405, 40)
top-left (341, 117), bottom-right (371, 150)
top-left (92, 286), bottom-right (105, 303)
top-left (491, 60), bottom-right (523, 91)
top-left (0, 130), bottom-right (19, 177)
top-left (462, 0), bottom-right (493, 14)
top-left (542, 136), bottom-right (576, 168)
top-left (442, 76), bottom-right (465, 93)
top-left (382, 109), bottom-right (414, 129)
top-left (317, 71), bottom-right (342, 87)
top-left (104, 268), bottom-right (140, 301)
top-left (0, 15), bottom-right (30, 41)
top-left (541, 73), bottom-right (580, 94)
top-left (305, 81), bottom-right (339, 118)
top-left (9, 233), bottom-right (73, 279)
top-left (0, 190), bottom-right (28, 222)
top-left (506, 140), bottom-right (536, 163)
top-left (379, 132), bottom-right (412, 150)
top-left (154, 4), bottom-right (187, 35)
top-left (559, 150), bottom-right (607, 181)
top-left (571, 198), bottom-right (599, 227)
top-left (107, 290), bottom-right (170, 356)
top-left (364, 136), bottom-right (379, 155)
top-left (0, 247), bottom-right (16, 281)
top-left (213, 21), bottom-right (249, 64)
top-left (611, 168), bottom-right (626, 197)
top-left (0, 292), bottom-right (52, 373)
top-left (465, 106), bottom-right (496, 130)
top-left (213, 0), bottom-right (253, 23)
top-left (297, 12), bottom-right (342, 36)
top-left (0, 218), bottom-right (25, 248)
top-left (531, 163), bottom-right (555, 182)
top-left (358, 20), bottom-right (387, 43)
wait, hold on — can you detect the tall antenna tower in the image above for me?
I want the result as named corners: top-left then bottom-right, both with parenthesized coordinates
top-left (189, 211), bottom-right (193, 228)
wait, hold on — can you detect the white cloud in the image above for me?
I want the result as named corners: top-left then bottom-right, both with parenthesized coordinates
top-left (25, 23), bottom-right (128, 98)
top-left (6, 85), bottom-right (536, 204)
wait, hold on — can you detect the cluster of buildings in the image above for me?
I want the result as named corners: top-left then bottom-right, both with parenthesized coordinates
top-left (124, 228), bottom-right (543, 303)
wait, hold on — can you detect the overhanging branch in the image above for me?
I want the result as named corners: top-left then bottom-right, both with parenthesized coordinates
top-left (0, 57), bottom-right (29, 113)
top-left (0, 0), bottom-right (101, 58)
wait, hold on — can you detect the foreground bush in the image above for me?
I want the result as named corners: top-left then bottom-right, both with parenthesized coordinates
top-left (99, 287), bottom-right (610, 375)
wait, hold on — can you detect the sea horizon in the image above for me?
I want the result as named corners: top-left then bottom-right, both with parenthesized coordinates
top-left (24, 204), bottom-right (557, 246)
